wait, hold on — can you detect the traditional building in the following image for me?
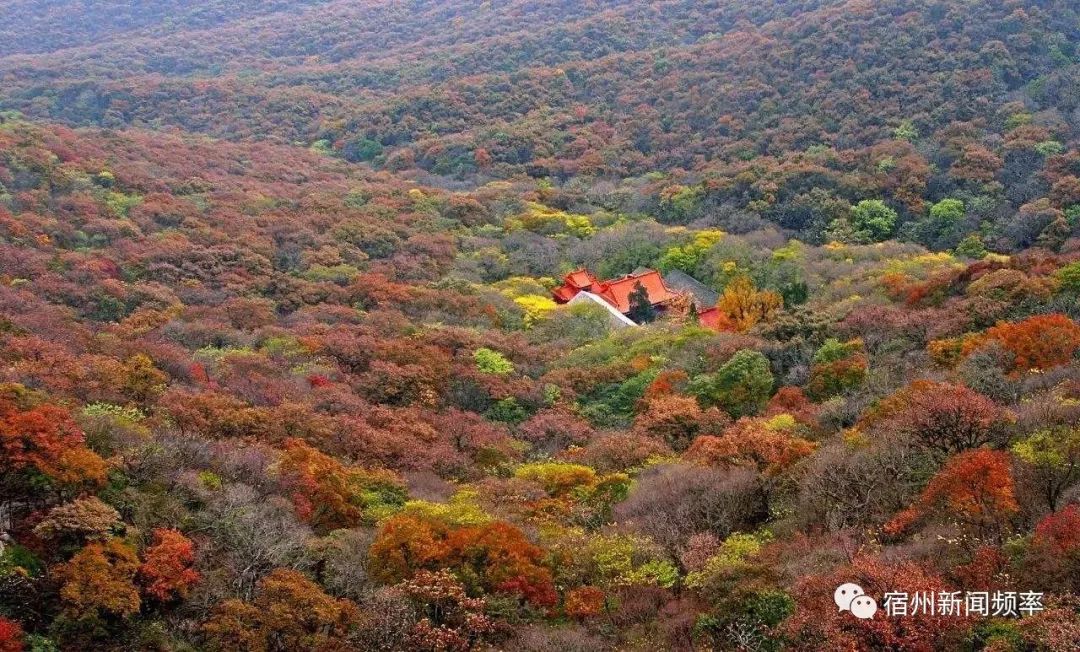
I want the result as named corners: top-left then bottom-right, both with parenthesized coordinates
top-left (552, 268), bottom-right (679, 317)
top-left (663, 269), bottom-right (719, 309)
top-left (552, 267), bottom-right (734, 329)
top-left (552, 269), bottom-right (601, 303)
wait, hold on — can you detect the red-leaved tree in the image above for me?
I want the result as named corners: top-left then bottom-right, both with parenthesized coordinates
top-left (138, 528), bottom-right (200, 603)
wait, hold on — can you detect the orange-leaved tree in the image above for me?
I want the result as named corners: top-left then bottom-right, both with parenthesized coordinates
top-left (137, 528), bottom-right (200, 603)
top-left (632, 394), bottom-right (731, 452)
top-left (685, 415), bottom-right (817, 476)
top-left (984, 313), bottom-right (1080, 373)
top-left (885, 449), bottom-right (1018, 539)
top-left (55, 539), bottom-right (142, 628)
top-left (716, 276), bottom-right (783, 332)
top-left (276, 438), bottom-right (407, 533)
top-left (369, 513), bottom-right (556, 607)
top-left (0, 397), bottom-right (107, 490)
top-left (564, 586), bottom-right (606, 619)
top-left (201, 568), bottom-right (360, 652)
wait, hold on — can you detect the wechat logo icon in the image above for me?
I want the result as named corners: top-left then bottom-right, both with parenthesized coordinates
top-left (834, 583), bottom-right (878, 619)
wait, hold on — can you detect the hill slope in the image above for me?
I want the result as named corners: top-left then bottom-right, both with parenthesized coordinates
top-left (1, 2), bottom-right (1080, 651)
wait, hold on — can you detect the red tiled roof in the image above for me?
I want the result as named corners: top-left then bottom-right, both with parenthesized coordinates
top-left (552, 285), bottom-right (579, 302)
top-left (552, 269), bottom-right (599, 303)
top-left (552, 268), bottom-right (678, 314)
top-left (595, 270), bottom-right (677, 314)
top-left (566, 269), bottom-right (598, 290)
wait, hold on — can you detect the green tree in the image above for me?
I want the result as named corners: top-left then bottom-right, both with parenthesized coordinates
top-left (807, 339), bottom-right (867, 399)
top-left (914, 198), bottom-right (965, 248)
top-left (1012, 427), bottom-right (1080, 511)
top-left (848, 200), bottom-right (898, 242)
top-left (473, 348), bottom-right (514, 375)
top-left (689, 350), bottom-right (774, 418)
top-left (931, 198), bottom-right (964, 220)
top-left (659, 184), bottom-right (705, 224)
top-left (343, 137), bottom-right (383, 162)
top-left (893, 120), bottom-right (919, 142)
top-left (627, 281), bottom-right (657, 324)
top-left (955, 234), bottom-right (988, 259)
top-left (1058, 262), bottom-right (1080, 294)
top-left (657, 230), bottom-right (725, 275)
top-left (485, 397), bottom-right (528, 424)
top-left (1035, 140), bottom-right (1065, 157)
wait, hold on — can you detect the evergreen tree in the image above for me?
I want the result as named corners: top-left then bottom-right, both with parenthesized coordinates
top-left (627, 281), bottom-right (657, 324)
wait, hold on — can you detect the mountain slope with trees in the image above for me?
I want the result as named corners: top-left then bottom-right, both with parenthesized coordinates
top-left (0, 1), bottom-right (1080, 650)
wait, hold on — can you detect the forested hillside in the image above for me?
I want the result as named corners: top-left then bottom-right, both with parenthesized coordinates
top-left (1, 1), bottom-right (1080, 650)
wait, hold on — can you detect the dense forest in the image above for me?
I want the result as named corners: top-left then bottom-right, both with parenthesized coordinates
top-left (1, 0), bottom-right (1080, 650)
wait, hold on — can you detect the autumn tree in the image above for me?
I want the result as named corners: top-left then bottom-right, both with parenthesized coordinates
top-left (716, 276), bottom-right (782, 332)
top-left (201, 568), bottom-right (361, 652)
top-left (642, 369), bottom-right (690, 402)
top-left (517, 407), bottom-right (594, 456)
top-left (276, 438), bottom-right (362, 531)
top-left (783, 556), bottom-right (970, 650)
top-left (568, 432), bottom-right (672, 473)
top-left (137, 528), bottom-right (199, 603)
top-left (33, 496), bottom-right (122, 552)
top-left (367, 513), bottom-right (452, 586)
top-left (0, 396), bottom-right (107, 492)
top-left (861, 380), bottom-right (1011, 457)
top-left (0, 618), bottom-right (23, 652)
top-left (449, 521), bottom-right (557, 607)
top-left (54, 539), bottom-right (141, 641)
top-left (399, 569), bottom-right (496, 651)
top-left (984, 313), bottom-right (1080, 373)
top-left (120, 353), bottom-right (167, 405)
top-left (885, 450), bottom-right (1018, 540)
top-left (631, 394), bottom-right (730, 451)
top-left (764, 386), bottom-right (819, 430)
top-left (685, 415), bottom-right (817, 477)
top-left (951, 144), bottom-right (1002, 184)
top-left (564, 586), bottom-right (606, 620)
top-left (1021, 506), bottom-right (1080, 593)
top-left (806, 338), bottom-right (867, 400)
top-left (368, 514), bottom-right (556, 607)
top-left (276, 438), bottom-right (407, 533)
